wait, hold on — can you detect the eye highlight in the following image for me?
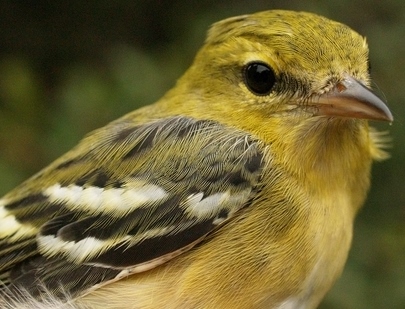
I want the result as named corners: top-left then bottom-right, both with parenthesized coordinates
top-left (244, 62), bottom-right (276, 95)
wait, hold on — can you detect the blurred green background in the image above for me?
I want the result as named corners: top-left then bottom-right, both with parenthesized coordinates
top-left (0, 1), bottom-right (403, 308)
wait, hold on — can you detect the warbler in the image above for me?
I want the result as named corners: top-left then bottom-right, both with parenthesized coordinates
top-left (0, 10), bottom-right (392, 309)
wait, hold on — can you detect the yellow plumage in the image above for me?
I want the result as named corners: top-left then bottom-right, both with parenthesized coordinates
top-left (0, 10), bottom-right (392, 309)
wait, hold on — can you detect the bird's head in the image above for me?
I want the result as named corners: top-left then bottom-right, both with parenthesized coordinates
top-left (159, 10), bottom-right (393, 186)
top-left (169, 10), bottom-right (392, 133)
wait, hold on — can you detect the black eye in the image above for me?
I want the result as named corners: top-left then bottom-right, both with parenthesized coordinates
top-left (244, 62), bottom-right (276, 95)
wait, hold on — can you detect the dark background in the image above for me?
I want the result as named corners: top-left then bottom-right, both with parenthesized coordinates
top-left (0, 1), bottom-right (403, 308)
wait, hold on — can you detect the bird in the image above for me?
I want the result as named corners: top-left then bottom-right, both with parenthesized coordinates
top-left (0, 9), bottom-right (392, 309)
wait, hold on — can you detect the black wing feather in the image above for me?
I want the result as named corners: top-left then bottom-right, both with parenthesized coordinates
top-left (0, 116), bottom-right (265, 300)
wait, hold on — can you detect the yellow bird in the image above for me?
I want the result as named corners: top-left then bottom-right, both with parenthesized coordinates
top-left (0, 10), bottom-right (392, 309)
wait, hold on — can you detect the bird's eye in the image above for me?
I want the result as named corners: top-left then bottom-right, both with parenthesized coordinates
top-left (244, 62), bottom-right (276, 95)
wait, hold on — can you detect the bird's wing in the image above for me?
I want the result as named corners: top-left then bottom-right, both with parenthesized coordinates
top-left (0, 116), bottom-right (265, 299)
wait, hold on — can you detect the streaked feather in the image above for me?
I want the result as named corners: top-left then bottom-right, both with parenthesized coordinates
top-left (0, 116), bottom-right (264, 300)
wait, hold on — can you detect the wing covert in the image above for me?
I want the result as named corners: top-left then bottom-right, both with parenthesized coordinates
top-left (0, 116), bottom-right (265, 298)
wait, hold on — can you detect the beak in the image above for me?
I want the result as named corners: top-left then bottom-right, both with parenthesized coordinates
top-left (312, 76), bottom-right (393, 122)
